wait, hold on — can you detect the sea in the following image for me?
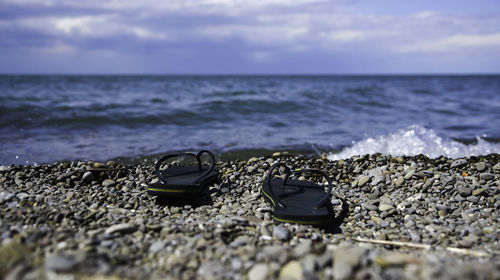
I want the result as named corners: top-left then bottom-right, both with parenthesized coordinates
top-left (1, 75), bottom-right (499, 165)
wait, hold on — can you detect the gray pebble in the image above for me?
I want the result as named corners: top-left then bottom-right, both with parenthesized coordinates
top-left (479, 173), bottom-right (495, 181)
top-left (451, 159), bottom-right (468, 168)
top-left (45, 255), bottom-right (78, 272)
top-left (82, 171), bottom-right (94, 182)
top-left (248, 263), bottom-right (269, 280)
top-left (476, 162), bottom-right (487, 172)
top-left (358, 176), bottom-right (370, 187)
top-left (467, 196), bottom-right (479, 203)
top-left (294, 240), bottom-right (312, 257)
top-left (273, 226), bottom-right (291, 241)
top-left (102, 179), bottom-right (115, 188)
top-left (105, 223), bottom-right (137, 234)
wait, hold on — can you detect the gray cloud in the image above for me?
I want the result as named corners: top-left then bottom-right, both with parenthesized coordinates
top-left (1, 0), bottom-right (499, 73)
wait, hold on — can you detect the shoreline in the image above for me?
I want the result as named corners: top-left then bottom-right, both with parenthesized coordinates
top-left (1, 153), bottom-right (499, 279)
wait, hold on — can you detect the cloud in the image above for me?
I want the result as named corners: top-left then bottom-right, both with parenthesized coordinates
top-left (397, 33), bottom-right (500, 52)
top-left (1, 0), bottom-right (500, 73)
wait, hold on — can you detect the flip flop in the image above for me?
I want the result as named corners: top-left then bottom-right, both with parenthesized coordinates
top-left (147, 150), bottom-right (220, 197)
top-left (262, 162), bottom-right (334, 224)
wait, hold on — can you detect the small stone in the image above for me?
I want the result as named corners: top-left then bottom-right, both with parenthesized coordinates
top-left (451, 159), bottom-right (467, 168)
top-left (248, 157), bottom-right (259, 163)
top-left (493, 163), bottom-right (500, 171)
top-left (333, 247), bottom-right (367, 280)
top-left (404, 170), bottom-right (415, 180)
top-left (45, 255), bottom-right (78, 272)
top-left (82, 171), bottom-right (94, 182)
top-left (472, 188), bottom-right (486, 196)
top-left (391, 157), bottom-right (405, 164)
top-left (102, 179), bottom-right (116, 188)
top-left (358, 176), bottom-right (370, 187)
top-left (459, 239), bottom-right (474, 248)
top-left (395, 177), bottom-right (404, 186)
top-left (0, 165), bottom-right (9, 172)
top-left (480, 173), bottom-right (495, 181)
top-left (272, 152), bottom-right (281, 157)
top-left (378, 204), bottom-right (395, 212)
top-left (248, 263), bottom-right (269, 280)
top-left (476, 162), bottom-right (487, 172)
top-left (273, 226), bottom-right (291, 241)
top-left (0, 191), bottom-right (14, 203)
top-left (105, 223), bottom-right (137, 235)
top-left (466, 196), bottom-right (479, 203)
top-left (149, 240), bottom-right (166, 253)
top-left (197, 260), bottom-right (225, 277)
top-left (279, 261), bottom-right (303, 280)
top-left (370, 216), bottom-right (382, 223)
top-left (361, 203), bottom-right (378, 211)
top-left (458, 186), bottom-right (472, 197)
top-left (294, 240), bottom-right (312, 257)
top-left (231, 258), bottom-right (243, 270)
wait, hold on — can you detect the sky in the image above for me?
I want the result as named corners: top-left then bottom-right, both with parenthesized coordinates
top-left (1, 0), bottom-right (500, 74)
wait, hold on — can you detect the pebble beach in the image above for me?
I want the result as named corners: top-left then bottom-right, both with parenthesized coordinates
top-left (1, 153), bottom-right (499, 279)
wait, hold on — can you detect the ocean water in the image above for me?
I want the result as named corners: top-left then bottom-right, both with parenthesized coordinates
top-left (1, 75), bottom-right (499, 165)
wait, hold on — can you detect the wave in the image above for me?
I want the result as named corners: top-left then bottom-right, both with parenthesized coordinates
top-left (328, 125), bottom-right (500, 160)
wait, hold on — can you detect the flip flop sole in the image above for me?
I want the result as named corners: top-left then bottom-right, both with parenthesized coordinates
top-left (148, 173), bottom-right (220, 197)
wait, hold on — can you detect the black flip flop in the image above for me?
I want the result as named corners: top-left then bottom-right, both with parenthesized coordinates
top-left (147, 150), bottom-right (220, 197)
top-left (262, 162), bottom-right (335, 224)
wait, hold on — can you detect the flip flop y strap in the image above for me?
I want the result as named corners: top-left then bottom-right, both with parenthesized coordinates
top-left (155, 150), bottom-right (216, 184)
top-left (266, 162), bottom-right (333, 209)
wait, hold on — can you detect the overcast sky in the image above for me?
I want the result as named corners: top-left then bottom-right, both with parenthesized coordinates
top-left (1, 0), bottom-right (499, 74)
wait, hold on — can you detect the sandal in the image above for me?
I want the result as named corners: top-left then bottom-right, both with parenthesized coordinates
top-left (148, 150), bottom-right (220, 197)
top-left (262, 162), bottom-right (334, 224)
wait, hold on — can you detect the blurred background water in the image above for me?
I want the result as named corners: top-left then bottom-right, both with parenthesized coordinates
top-left (1, 75), bottom-right (499, 165)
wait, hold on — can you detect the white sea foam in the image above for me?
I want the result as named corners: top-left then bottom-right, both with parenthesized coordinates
top-left (328, 125), bottom-right (500, 160)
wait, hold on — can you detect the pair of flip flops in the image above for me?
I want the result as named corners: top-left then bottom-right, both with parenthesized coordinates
top-left (147, 151), bottom-right (336, 225)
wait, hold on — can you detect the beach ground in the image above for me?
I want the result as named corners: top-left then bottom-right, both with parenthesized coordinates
top-left (1, 153), bottom-right (499, 279)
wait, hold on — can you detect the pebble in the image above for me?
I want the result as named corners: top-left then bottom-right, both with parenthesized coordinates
top-left (0, 153), bottom-right (498, 279)
top-left (475, 162), bottom-right (487, 172)
top-left (105, 223), bottom-right (137, 234)
top-left (45, 255), bottom-right (78, 272)
top-left (458, 186), bottom-right (472, 197)
top-left (279, 261), bottom-right (303, 280)
top-left (358, 176), bottom-right (370, 187)
top-left (273, 226), bottom-right (291, 241)
top-left (333, 247), bottom-right (366, 280)
top-left (395, 177), bottom-right (404, 186)
top-left (378, 204), bottom-right (395, 212)
top-left (294, 240), bottom-right (312, 257)
top-left (248, 263), bottom-right (269, 280)
top-left (102, 179), bottom-right (116, 188)
top-left (451, 159), bottom-right (468, 168)
top-left (82, 171), bottom-right (94, 182)
top-left (198, 260), bottom-right (226, 277)
top-left (479, 173), bottom-right (495, 181)
top-left (148, 240), bottom-right (166, 253)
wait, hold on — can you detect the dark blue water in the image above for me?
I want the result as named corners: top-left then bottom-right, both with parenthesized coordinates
top-left (1, 75), bottom-right (499, 165)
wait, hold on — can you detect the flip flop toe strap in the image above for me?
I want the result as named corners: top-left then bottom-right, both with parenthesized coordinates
top-left (155, 150), bottom-right (216, 184)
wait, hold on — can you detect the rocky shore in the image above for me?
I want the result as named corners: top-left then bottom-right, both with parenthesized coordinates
top-left (1, 153), bottom-right (499, 279)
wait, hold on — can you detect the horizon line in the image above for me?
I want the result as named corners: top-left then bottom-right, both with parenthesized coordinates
top-left (1, 72), bottom-right (499, 76)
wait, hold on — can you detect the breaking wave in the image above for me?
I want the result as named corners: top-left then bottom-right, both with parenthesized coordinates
top-left (328, 125), bottom-right (500, 160)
